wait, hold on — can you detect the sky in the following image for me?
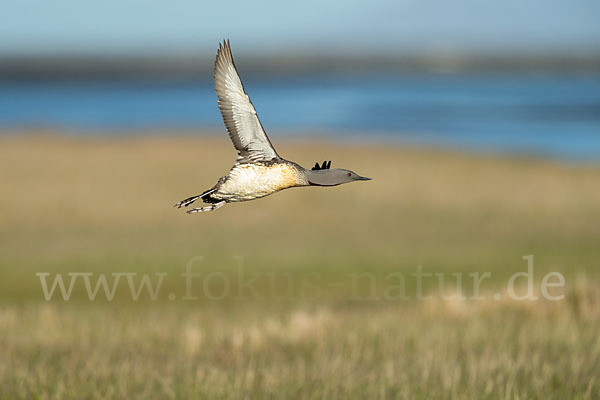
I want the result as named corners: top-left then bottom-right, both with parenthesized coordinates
top-left (1, 0), bottom-right (599, 55)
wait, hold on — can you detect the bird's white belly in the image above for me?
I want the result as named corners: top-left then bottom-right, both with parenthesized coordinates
top-left (215, 163), bottom-right (301, 202)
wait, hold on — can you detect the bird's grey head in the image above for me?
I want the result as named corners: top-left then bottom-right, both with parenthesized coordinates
top-left (306, 168), bottom-right (371, 186)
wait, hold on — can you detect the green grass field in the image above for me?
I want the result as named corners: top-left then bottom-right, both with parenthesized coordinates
top-left (1, 135), bottom-right (599, 399)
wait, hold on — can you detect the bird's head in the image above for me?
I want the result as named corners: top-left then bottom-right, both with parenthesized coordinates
top-left (306, 161), bottom-right (371, 186)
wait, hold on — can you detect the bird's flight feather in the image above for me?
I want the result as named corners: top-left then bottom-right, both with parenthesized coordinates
top-left (214, 40), bottom-right (279, 163)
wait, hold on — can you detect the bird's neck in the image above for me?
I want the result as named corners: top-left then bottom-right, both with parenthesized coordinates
top-left (304, 170), bottom-right (341, 186)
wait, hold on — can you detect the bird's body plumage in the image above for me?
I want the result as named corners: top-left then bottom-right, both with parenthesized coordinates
top-left (206, 161), bottom-right (306, 203)
top-left (175, 40), bottom-right (369, 214)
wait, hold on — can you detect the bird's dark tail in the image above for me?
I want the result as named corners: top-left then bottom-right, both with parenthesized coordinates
top-left (174, 187), bottom-right (218, 208)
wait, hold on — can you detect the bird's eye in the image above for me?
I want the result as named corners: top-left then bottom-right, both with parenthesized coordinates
top-left (347, 173), bottom-right (352, 177)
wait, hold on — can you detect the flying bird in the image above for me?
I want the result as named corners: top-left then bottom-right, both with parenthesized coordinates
top-left (174, 40), bottom-right (371, 213)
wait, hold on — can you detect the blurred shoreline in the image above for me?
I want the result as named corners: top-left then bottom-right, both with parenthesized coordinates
top-left (2, 132), bottom-right (600, 166)
top-left (2, 54), bottom-right (599, 162)
top-left (2, 72), bottom-right (599, 161)
top-left (2, 52), bottom-right (600, 81)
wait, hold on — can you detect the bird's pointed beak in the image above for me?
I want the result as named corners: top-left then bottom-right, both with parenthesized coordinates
top-left (357, 176), bottom-right (372, 181)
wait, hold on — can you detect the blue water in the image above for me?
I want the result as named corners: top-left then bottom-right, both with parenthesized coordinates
top-left (1, 73), bottom-right (599, 160)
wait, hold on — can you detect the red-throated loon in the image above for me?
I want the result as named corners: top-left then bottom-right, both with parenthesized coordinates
top-left (174, 40), bottom-right (371, 214)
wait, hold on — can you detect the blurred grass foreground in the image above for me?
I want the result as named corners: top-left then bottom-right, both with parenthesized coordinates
top-left (1, 135), bottom-right (600, 398)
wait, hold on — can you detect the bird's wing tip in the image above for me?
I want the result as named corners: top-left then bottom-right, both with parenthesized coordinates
top-left (216, 39), bottom-right (233, 62)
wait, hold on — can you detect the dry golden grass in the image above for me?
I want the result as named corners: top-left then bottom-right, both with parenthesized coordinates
top-left (0, 135), bottom-right (599, 398)
top-left (1, 301), bottom-right (600, 399)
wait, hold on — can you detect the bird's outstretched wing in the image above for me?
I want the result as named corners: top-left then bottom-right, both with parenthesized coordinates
top-left (214, 40), bottom-right (279, 163)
